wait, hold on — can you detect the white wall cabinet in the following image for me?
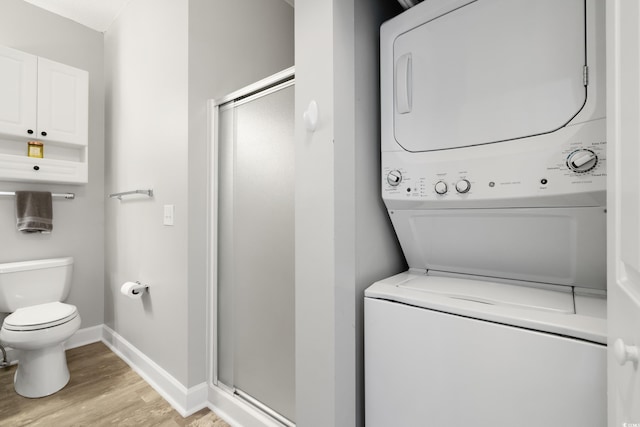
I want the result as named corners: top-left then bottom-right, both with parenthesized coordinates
top-left (0, 45), bottom-right (88, 184)
top-left (0, 46), bottom-right (37, 139)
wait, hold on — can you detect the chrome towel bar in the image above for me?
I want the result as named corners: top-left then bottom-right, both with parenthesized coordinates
top-left (0, 191), bottom-right (75, 200)
top-left (109, 189), bottom-right (154, 200)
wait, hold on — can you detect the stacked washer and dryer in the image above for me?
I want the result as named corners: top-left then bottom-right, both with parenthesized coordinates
top-left (365, 0), bottom-right (606, 426)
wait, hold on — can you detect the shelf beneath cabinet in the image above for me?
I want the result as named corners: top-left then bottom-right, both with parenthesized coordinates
top-left (0, 153), bottom-right (87, 184)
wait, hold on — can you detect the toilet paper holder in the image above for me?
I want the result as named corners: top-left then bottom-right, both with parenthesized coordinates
top-left (131, 281), bottom-right (148, 295)
top-left (121, 281), bottom-right (149, 299)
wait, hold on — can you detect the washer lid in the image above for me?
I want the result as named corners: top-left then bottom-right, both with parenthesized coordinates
top-left (399, 274), bottom-right (574, 314)
top-left (3, 302), bottom-right (78, 331)
top-left (365, 271), bottom-right (607, 344)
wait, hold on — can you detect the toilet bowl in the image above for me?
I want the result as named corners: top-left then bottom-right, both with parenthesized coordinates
top-left (0, 257), bottom-right (80, 398)
top-left (0, 302), bottom-right (80, 398)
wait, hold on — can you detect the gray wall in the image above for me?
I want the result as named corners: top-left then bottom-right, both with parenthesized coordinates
top-left (104, 0), bottom-right (190, 385)
top-left (0, 0), bottom-right (105, 329)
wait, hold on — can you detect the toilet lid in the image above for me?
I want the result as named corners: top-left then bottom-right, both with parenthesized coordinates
top-left (3, 302), bottom-right (78, 331)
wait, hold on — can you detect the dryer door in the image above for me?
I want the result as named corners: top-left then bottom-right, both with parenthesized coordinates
top-left (393, 0), bottom-right (586, 152)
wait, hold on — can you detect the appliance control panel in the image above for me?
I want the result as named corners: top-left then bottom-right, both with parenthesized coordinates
top-left (382, 119), bottom-right (606, 208)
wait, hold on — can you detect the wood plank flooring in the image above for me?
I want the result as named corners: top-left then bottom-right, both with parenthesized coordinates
top-left (0, 342), bottom-right (230, 427)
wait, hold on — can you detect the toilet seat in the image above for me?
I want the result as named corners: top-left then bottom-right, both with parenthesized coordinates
top-left (3, 302), bottom-right (78, 331)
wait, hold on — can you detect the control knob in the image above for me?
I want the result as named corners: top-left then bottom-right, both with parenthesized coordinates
top-left (455, 179), bottom-right (471, 194)
top-left (387, 170), bottom-right (402, 186)
top-left (566, 149), bottom-right (598, 173)
top-left (434, 181), bottom-right (448, 195)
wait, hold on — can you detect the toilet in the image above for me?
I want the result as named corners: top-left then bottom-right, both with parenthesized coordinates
top-left (0, 257), bottom-right (81, 398)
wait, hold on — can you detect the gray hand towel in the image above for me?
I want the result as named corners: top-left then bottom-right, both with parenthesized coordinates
top-left (15, 191), bottom-right (53, 233)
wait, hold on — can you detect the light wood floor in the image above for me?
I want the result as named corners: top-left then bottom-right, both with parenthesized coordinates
top-left (0, 342), bottom-right (230, 427)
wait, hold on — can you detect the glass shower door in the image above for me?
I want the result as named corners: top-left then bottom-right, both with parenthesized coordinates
top-left (216, 75), bottom-right (295, 424)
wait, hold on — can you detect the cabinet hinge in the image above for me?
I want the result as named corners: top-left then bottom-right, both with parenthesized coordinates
top-left (583, 65), bottom-right (589, 86)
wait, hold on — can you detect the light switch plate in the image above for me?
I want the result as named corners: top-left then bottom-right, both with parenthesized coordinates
top-left (163, 204), bottom-right (174, 226)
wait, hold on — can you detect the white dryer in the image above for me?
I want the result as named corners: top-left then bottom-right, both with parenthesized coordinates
top-left (365, 0), bottom-right (607, 426)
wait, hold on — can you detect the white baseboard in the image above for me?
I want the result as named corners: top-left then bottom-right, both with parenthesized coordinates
top-left (208, 384), bottom-right (287, 427)
top-left (101, 325), bottom-right (208, 417)
top-left (66, 324), bottom-right (103, 349)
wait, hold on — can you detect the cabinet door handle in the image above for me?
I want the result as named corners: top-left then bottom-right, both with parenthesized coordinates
top-left (41, 131), bottom-right (47, 137)
top-left (27, 129), bottom-right (33, 134)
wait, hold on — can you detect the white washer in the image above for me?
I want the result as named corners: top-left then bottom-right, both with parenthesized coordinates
top-left (367, 0), bottom-right (607, 425)
top-left (365, 272), bottom-right (606, 427)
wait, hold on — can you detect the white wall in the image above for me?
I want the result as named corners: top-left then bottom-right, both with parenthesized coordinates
top-left (104, 0), bottom-right (190, 385)
top-left (0, 0), bottom-right (105, 329)
top-left (295, 0), bottom-right (405, 425)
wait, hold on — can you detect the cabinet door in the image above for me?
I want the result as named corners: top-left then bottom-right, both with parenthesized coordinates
top-left (36, 57), bottom-right (88, 146)
top-left (0, 46), bottom-right (37, 139)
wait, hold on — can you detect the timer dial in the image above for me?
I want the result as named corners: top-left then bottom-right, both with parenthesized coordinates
top-left (566, 149), bottom-right (598, 173)
top-left (455, 179), bottom-right (471, 194)
top-left (434, 181), bottom-right (448, 195)
top-left (387, 170), bottom-right (402, 186)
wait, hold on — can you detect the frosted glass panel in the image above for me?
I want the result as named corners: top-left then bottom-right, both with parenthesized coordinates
top-left (217, 82), bottom-right (295, 422)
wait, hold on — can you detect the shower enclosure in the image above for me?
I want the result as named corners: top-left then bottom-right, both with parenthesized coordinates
top-left (211, 68), bottom-right (295, 425)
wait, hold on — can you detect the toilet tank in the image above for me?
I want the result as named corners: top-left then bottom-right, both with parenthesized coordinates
top-left (0, 257), bottom-right (73, 312)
